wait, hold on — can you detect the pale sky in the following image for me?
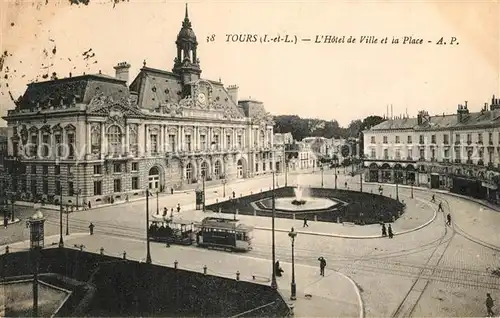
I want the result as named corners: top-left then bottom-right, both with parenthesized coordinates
top-left (0, 0), bottom-right (499, 127)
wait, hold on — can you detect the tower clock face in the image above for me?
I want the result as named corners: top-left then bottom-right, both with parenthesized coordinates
top-left (197, 92), bottom-right (206, 104)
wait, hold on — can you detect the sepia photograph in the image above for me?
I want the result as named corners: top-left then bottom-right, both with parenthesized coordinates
top-left (0, 0), bottom-right (499, 317)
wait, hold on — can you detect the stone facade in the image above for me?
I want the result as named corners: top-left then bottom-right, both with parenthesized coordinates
top-left (1, 6), bottom-right (275, 207)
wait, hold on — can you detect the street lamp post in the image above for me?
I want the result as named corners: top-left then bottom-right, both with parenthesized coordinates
top-left (321, 165), bottom-right (324, 188)
top-left (222, 179), bottom-right (227, 198)
top-left (202, 175), bottom-right (206, 212)
top-left (145, 188), bottom-right (152, 264)
top-left (271, 170), bottom-right (277, 289)
top-left (156, 190), bottom-right (159, 215)
top-left (396, 174), bottom-right (400, 201)
top-left (360, 173), bottom-right (363, 192)
top-left (58, 188), bottom-right (64, 248)
top-left (26, 208), bottom-right (45, 318)
top-left (65, 206), bottom-right (70, 236)
top-left (285, 159), bottom-right (288, 187)
top-left (411, 180), bottom-right (414, 199)
top-left (288, 227), bottom-right (297, 301)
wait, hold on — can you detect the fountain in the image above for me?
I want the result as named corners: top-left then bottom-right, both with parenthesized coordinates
top-left (291, 186), bottom-right (307, 206)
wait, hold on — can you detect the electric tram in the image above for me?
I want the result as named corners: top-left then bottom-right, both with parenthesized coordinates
top-left (196, 217), bottom-right (254, 252)
top-left (148, 215), bottom-right (196, 245)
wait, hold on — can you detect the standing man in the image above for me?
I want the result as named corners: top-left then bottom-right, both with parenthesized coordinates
top-left (176, 203), bottom-right (181, 213)
top-left (318, 256), bottom-right (327, 276)
top-left (89, 222), bottom-right (95, 235)
top-left (486, 293), bottom-right (495, 317)
top-left (446, 213), bottom-right (452, 226)
top-left (431, 194), bottom-right (436, 203)
top-left (438, 202), bottom-right (444, 212)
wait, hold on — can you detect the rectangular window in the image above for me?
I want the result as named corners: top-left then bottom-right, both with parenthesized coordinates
top-left (237, 135), bottom-right (242, 148)
top-left (383, 136), bottom-right (388, 144)
top-left (113, 179), bottom-right (121, 193)
top-left (113, 163), bottom-right (122, 173)
top-left (132, 176), bottom-right (139, 190)
top-left (443, 134), bottom-right (449, 144)
top-left (68, 182), bottom-right (74, 196)
top-left (455, 149), bottom-right (460, 161)
top-left (395, 149), bottom-right (401, 160)
top-left (12, 142), bottom-right (18, 157)
top-left (55, 165), bottom-right (60, 175)
top-left (467, 133), bottom-right (472, 143)
top-left (420, 148), bottom-right (425, 159)
top-left (30, 135), bottom-right (38, 156)
top-left (42, 166), bottom-right (48, 175)
top-left (169, 135), bottom-right (176, 152)
top-left (478, 133), bottom-right (483, 143)
top-left (31, 165), bottom-right (37, 174)
top-left (455, 134), bottom-right (460, 144)
top-left (55, 181), bottom-right (61, 195)
top-left (263, 162), bottom-right (266, 171)
top-left (67, 133), bottom-right (75, 158)
top-left (419, 135), bottom-right (424, 144)
top-left (31, 180), bottom-right (37, 195)
top-left (370, 136), bottom-right (375, 144)
top-left (407, 148), bottom-right (413, 159)
top-left (370, 148), bottom-right (376, 158)
top-left (383, 149), bottom-right (388, 159)
top-left (226, 135), bottom-right (232, 149)
top-left (489, 132), bottom-right (493, 144)
top-left (131, 162), bottom-right (138, 171)
top-left (185, 135), bottom-right (192, 151)
top-left (93, 165), bottom-right (102, 175)
top-left (42, 181), bottom-right (48, 195)
top-left (444, 148), bottom-right (450, 159)
top-left (431, 135), bottom-right (436, 144)
top-left (213, 135), bottom-right (220, 150)
top-left (21, 178), bottom-right (27, 192)
top-left (255, 163), bottom-right (259, 172)
top-left (150, 134), bottom-right (158, 154)
top-left (42, 134), bottom-right (50, 157)
top-left (395, 136), bottom-right (400, 144)
top-left (407, 136), bottom-right (412, 144)
top-left (55, 134), bottom-right (62, 156)
top-left (200, 135), bottom-right (206, 150)
top-left (93, 181), bottom-right (102, 195)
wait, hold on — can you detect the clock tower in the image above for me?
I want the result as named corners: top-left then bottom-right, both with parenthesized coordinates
top-left (172, 4), bottom-right (202, 87)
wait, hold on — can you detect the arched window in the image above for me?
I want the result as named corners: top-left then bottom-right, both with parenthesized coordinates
top-left (201, 161), bottom-right (208, 178)
top-left (108, 126), bottom-right (122, 155)
top-left (214, 161), bottom-right (221, 178)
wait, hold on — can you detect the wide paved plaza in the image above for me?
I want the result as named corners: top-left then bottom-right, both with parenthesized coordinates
top-left (4, 169), bottom-right (500, 317)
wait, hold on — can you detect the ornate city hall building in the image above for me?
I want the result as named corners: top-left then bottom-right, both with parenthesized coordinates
top-left (1, 6), bottom-right (275, 206)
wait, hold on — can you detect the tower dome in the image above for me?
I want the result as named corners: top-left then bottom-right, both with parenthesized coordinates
top-left (176, 4), bottom-right (197, 44)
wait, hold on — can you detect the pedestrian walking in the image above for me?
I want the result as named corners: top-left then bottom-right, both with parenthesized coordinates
top-left (163, 207), bottom-right (167, 217)
top-left (171, 187), bottom-right (174, 195)
top-left (3, 216), bottom-right (8, 229)
top-left (344, 181), bottom-right (348, 189)
top-left (125, 194), bottom-right (129, 202)
top-left (431, 194), bottom-right (436, 203)
top-left (88, 201), bottom-right (91, 209)
top-left (438, 202), bottom-right (444, 212)
top-left (171, 208), bottom-right (174, 215)
top-left (446, 213), bottom-right (451, 226)
top-left (89, 222), bottom-right (95, 235)
top-left (318, 256), bottom-right (327, 276)
top-left (275, 260), bottom-right (284, 277)
top-left (388, 224), bottom-right (394, 238)
top-left (381, 223), bottom-right (387, 237)
top-left (486, 293), bottom-right (495, 317)
top-left (303, 218), bottom-right (309, 227)
top-left (232, 191), bottom-right (236, 199)
top-left (176, 203), bottom-right (181, 213)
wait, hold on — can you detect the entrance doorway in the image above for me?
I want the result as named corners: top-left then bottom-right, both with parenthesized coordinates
top-left (149, 167), bottom-right (160, 190)
top-left (237, 159), bottom-right (244, 178)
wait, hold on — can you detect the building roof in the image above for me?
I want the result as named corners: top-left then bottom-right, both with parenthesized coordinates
top-left (129, 66), bottom-right (245, 117)
top-left (15, 74), bottom-right (129, 110)
top-left (368, 109), bottom-right (500, 132)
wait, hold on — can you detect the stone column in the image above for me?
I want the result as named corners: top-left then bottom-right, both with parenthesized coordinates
top-left (125, 124), bottom-right (130, 155)
top-left (177, 125), bottom-right (182, 152)
top-left (100, 123), bottom-right (106, 155)
top-left (86, 123), bottom-right (91, 154)
top-left (144, 124), bottom-right (149, 155)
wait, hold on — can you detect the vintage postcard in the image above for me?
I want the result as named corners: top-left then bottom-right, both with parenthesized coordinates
top-left (0, 1), bottom-right (499, 317)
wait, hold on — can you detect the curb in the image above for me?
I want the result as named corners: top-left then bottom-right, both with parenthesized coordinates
top-left (363, 182), bottom-right (500, 213)
top-left (0, 233), bottom-right (89, 252)
top-left (335, 271), bottom-right (365, 318)
top-left (253, 198), bottom-right (437, 239)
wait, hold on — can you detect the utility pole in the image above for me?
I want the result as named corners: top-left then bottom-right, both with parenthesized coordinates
top-left (145, 188), bottom-right (152, 264)
top-left (271, 171), bottom-right (277, 289)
